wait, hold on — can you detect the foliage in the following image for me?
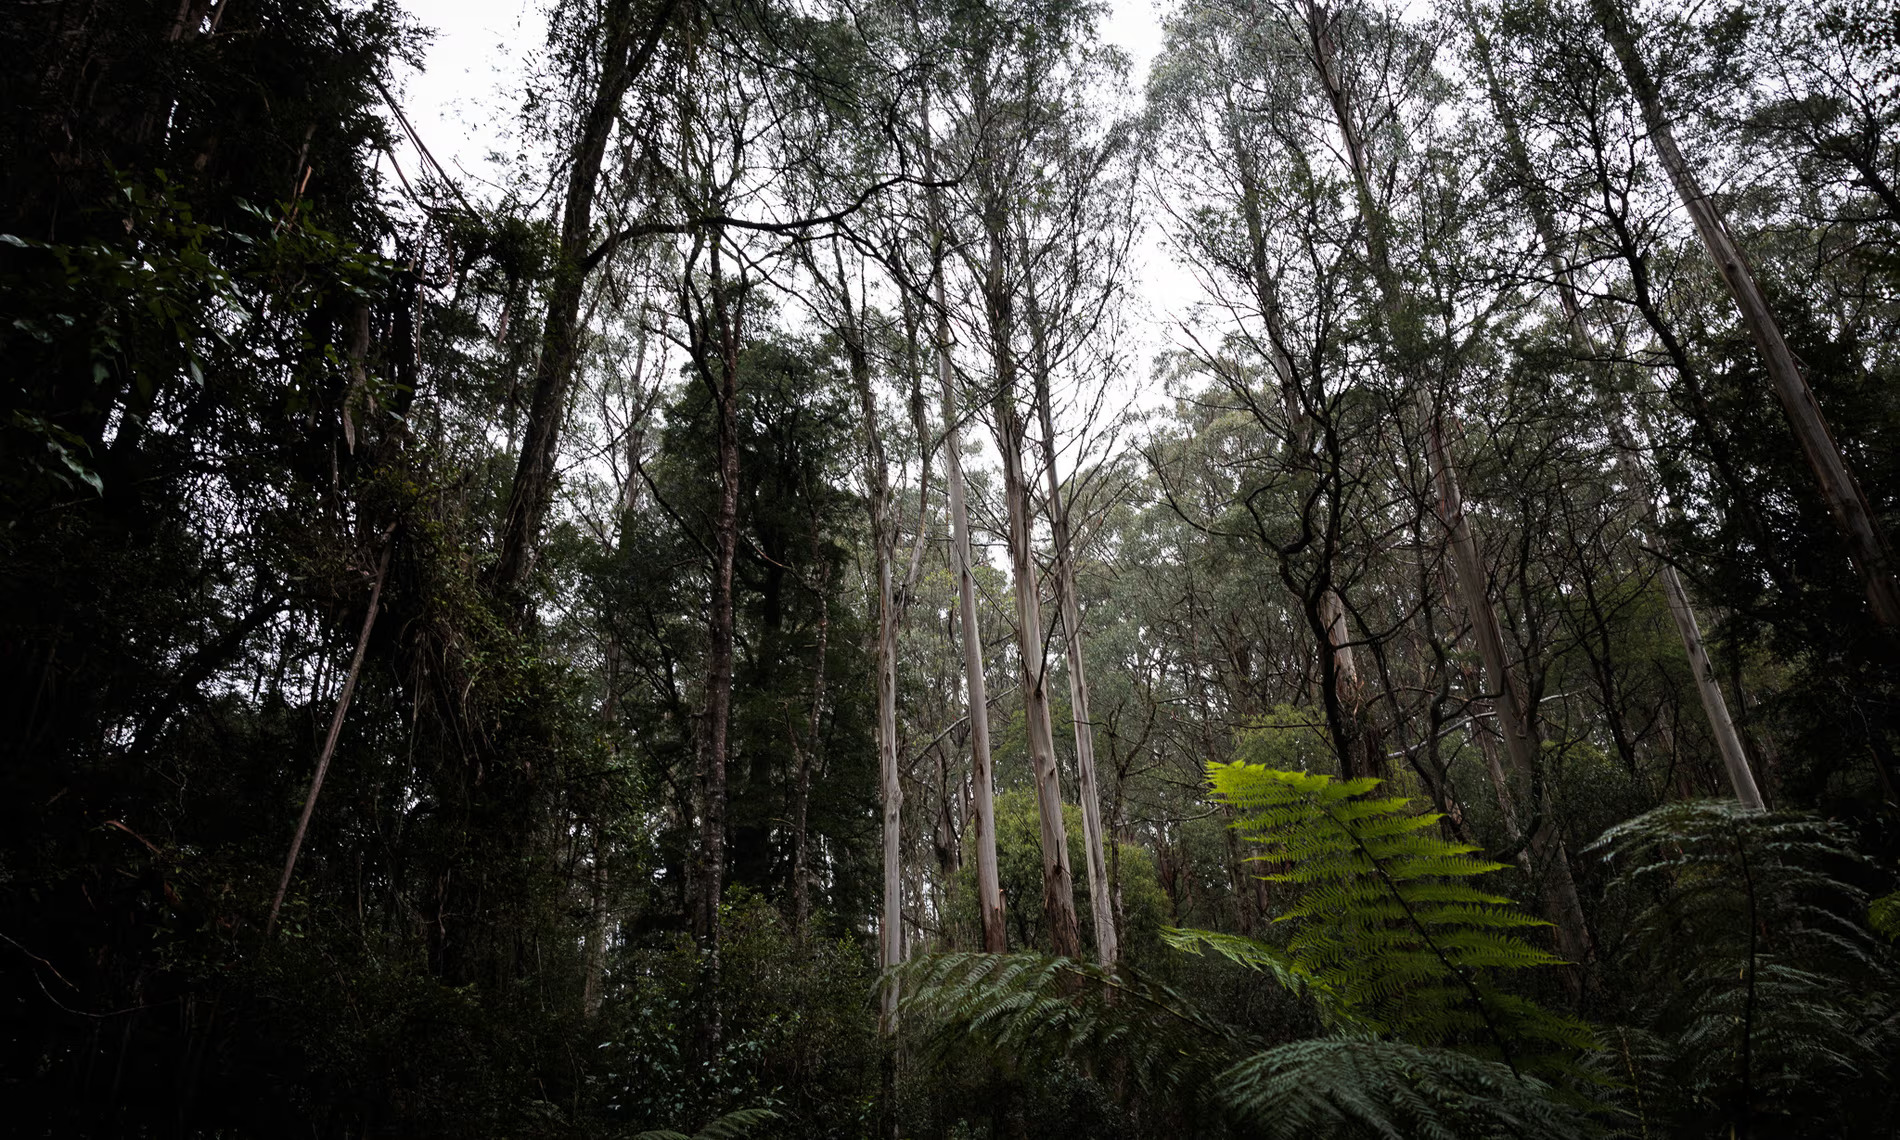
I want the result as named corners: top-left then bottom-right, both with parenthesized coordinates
top-left (1216, 1038), bottom-right (1597, 1140)
top-left (596, 889), bottom-right (881, 1138)
top-left (895, 951), bottom-right (1237, 1104)
top-left (1591, 801), bottom-right (1900, 1136)
top-left (1181, 764), bottom-right (1597, 1070)
top-left (1874, 890), bottom-right (1900, 941)
top-left (631, 1106), bottom-right (782, 1140)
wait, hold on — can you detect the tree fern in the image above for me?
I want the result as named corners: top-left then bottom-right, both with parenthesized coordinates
top-left (1591, 801), bottom-right (1899, 1136)
top-left (1177, 763), bottom-right (1595, 1071)
top-left (890, 768), bottom-right (1616, 1136)
top-left (894, 951), bottom-right (1601, 1138)
top-left (1216, 1038), bottom-right (1595, 1140)
top-left (631, 1106), bottom-right (779, 1140)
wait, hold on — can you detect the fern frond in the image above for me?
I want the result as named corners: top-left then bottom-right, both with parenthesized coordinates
top-left (1206, 763), bottom-right (1595, 1067)
top-left (893, 951), bottom-right (1238, 1102)
top-left (631, 1106), bottom-right (778, 1140)
top-left (1162, 926), bottom-right (1318, 995)
top-left (1215, 1038), bottom-right (1599, 1140)
top-left (1591, 800), bottom-right (1900, 1133)
top-left (1872, 890), bottom-right (1900, 942)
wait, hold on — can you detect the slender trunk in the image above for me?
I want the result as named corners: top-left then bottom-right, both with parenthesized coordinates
top-left (836, 262), bottom-right (905, 1026)
top-left (1231, 119), bottom-right (1360, 694)
top-left (692, 242), bottom-right (742, 1058)
top-left (266, 532), bottom-right (393, 938)
top-left (1019, 238), bottom-right (1118, 968)
top-left (493, 0), bottom-right (678, 596)
top-left (935, 306), bottom-right (1006, 953)
top-left (1592, 0), bottom-right (1900, 628)
top-left (1226, 99), bottom-right (1366, 779)
top-left (927, 110), bottom-right (1006, 953)
top-left (984, 211), bottom-right (1082, 961)
top-left (580, 834), bottom-right (610, 1017)
top-left (791, 566), bottom-right (829, 936)
top-left (876, 550), bottom-right (902, 1025)
top-left (1306, 0), bottom-right (1593, 970)
top-left (1463, 0), bottom-right (1762, 810)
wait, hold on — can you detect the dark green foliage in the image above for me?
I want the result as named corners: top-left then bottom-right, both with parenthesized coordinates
top-left (894, 949), bottom-right (1604, 1138)
top-left (1216, 1038), bottom-right (1597, 1140)
top-left (896, 951), bottom-right (1238, 1105)
top-left (1592, 801), bottom-right (1900, 1136)
top-left (632, 1107), bottom-right (782, 1140)
top-left (596, 890), bottom-right (881, 1138)
top-left (593, 332), bottom-right (877, 923)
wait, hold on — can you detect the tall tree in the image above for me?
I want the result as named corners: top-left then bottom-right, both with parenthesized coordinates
top-left (493, 0), bottom-right (681, 597)
top-left (1460, 0), bottom-right (1763, 809)
top-left (1590, 0), bottom-right (1900, 629)
top-left (1298, 0), bottom-right (1594, 969)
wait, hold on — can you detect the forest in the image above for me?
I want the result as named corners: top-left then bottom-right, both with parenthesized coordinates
top-left (3, 0), bottom-right (1899, 1135)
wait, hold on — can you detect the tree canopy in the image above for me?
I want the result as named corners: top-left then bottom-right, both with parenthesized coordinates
top-left (3, 0), bottom-right (1898, 1136)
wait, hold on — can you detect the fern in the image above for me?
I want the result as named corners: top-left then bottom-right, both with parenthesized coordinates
top-left (1215, 1038), bottom-right (1597, 1140)
top-left (1873, 890), bottom-right (1900, 942)
top-left (895, 951), bottom-right (1603, 1138)
top-left (892, 768), bottom-right (1610, 1136)
top-left (631, 1106), bottom-right (779, 1140)
top-left (1591, 801), bottom-right (1900, 1135)
top-left (1180, 763), bottom-right (1595, 1070)
top-left (893, 951), bottom-right (1239, 1103)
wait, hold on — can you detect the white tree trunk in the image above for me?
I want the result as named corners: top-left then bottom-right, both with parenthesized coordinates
top-left (933, 269), bottom-right (1007, 954)
top-left (1021, 257), bottom-right (1119, 968)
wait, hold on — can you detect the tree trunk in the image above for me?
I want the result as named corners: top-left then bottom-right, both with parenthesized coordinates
top-left (266, 530), bottom-right (393, 938)
top-left (1463, 0), bottom-right (1763, 810)
top-left (492, 0), bottom-right (677, 597)
top-left (1231, 117), bottom-right (1359, 693)
top-left (983, 205), bottom-right (1082, 961)
top-left (1305, 0), bottom-right (1594, 972)
top-left (580, 834), bottom-right (610, 1017)
top-left (690, 239), bottom-right (742, 1058)
top-left (1019, 239), bottom-right (1118, 968)
top-left (838, 267), bottom-right (906, 1027)
top-left (1591, 0), bottom-right (1900, 628)
top-left (791, 565), bottom-right (829, 936)
top-left (927, 112), bottom-right (1007, 954)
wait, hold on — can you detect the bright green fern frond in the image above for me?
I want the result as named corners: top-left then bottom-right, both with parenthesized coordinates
top-left (1872, 890), bottom-right (1900, 942)
top-left (1214, 1038), bottom-right (1599, 1140)
top-left (1204, 762), bottom-right (1595, 1069)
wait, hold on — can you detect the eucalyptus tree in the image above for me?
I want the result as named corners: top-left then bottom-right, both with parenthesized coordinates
top-left (927, 0), bottom-right (1131, 961)
top-left (1457, 0), bottom-right (1764, 808)
top-left (1497, 0), bottom-right (1900, 800)
top-left (1192, 0), bottom-right (1599, 970)
top-left (1587, 0), bottom-right (1900, 631)
top-left (1146, 0), bottom-right (1409, 788)
top-left (494, 0), bottom-right (684, 599)
top-left (1010, 66), bottom-right (1140, 969)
